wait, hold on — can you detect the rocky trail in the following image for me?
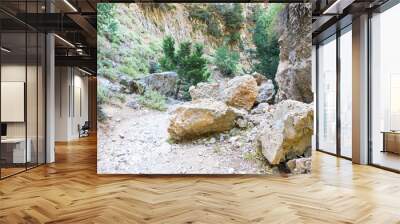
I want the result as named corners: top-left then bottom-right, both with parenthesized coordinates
top-left (98, 95), bottom-right (270, 174)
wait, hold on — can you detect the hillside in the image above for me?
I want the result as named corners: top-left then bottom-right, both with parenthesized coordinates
top-left (97, 3), bottom-right (313, 175)
top-left (97, 3), bottom-right (277, 82)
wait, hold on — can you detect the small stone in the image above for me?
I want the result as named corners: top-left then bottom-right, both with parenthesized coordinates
top-left (286, 157), bottom-right (312, 174)
top-left (229, 136), bottom-right (239, 143)
top-left (119, 134), bottom-right (125, 139)
top-left (209, 137), bottom-right (216, 144)
top-left (236, 118), bottom-right (248, 129)
top-left (126, 100), bottom-right (140, 109)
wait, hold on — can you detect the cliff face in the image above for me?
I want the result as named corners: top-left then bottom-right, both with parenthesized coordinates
top-left (274, 3), bottom-right (313, 103)
top-left (117, 4), bottom-right (213, 51)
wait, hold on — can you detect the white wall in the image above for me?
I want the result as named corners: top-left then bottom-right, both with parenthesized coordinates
top-left (55, 67), bottom-right (89, 141)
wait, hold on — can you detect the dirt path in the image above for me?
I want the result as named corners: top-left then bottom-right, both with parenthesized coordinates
top-left (98, 96), bottom-right (270, 174)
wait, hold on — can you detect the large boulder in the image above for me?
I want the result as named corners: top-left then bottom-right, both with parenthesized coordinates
top-left (222, 75), bottom-right (258, 110)
top-left (189, 82), bottom-right (221, 101)
top-left (117, 75), bottom-right (146, 94)
top-left (274, 4), bottom-right (313, 103)
top-left (168, 99), bottom-right (239, 140)
top-left (256, 100), bottom-right (313, 165)
top-left (98, 77), bottom-right (120, 92)
top-left (256, 79), bottom-right (275, 104)
top-left (142, 72), bottom-right (177, 96)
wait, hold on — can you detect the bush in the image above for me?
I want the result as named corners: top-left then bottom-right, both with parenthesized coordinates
top-left (220, 3), bottom-right (244, 45)
top-left (138, 90), bottom-right (167, 111)
top-left (188, 5), bottom-right (222, 38)
top-left (97, 4), bottom-right (120, 43)
top-left (118, 55), bottom-right (149, 78)
top-left (252, 5), bottom-right (283, 80)
top-left (214, 45), bottom-right (240, 77)
top-left (97, 85), bottom-right (111, 105)
top-left (97, 106), bottom-right (107, 122)
top-left (149, 60), bottom-right (161, 74)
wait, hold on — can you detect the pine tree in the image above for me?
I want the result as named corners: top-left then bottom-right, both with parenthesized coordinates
top-left (160, 36), bottom-right (178, 71)
top-left (159, 37), bottom-right (210, 100)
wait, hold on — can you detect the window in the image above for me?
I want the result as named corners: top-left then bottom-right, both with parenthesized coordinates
top-left (370, 3), bottom-right (400, 171)
top-left (317, 35), bottom-right (337, 154)
top-left (339, 27), bottom-right (352, 158)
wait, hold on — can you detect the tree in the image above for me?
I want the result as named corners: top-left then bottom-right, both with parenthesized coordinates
top-left (159, 37), bottom-right (210, 100)
top-left (160, 36), bottom-right (178, 71)
top-left (176, 42), bottom-right (210, 99)
top-left (252, 5), bottom-right (283, 80)
top-left (214, 45), bottom-right (240, 77)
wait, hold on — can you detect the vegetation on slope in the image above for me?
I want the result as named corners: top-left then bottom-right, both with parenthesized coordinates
top-left (97, 3), bottom-right (284, 105)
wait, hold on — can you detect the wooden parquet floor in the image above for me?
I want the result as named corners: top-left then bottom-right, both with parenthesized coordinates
top-left (1, 135), bottom-right (400, 224)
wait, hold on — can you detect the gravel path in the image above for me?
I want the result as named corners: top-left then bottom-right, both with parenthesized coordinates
top-left (98, 96), bottom-right (271, 174)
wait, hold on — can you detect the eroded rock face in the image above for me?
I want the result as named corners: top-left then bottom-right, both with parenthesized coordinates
top-left (168, 99), bottom-right (239, 140)
top-left (256, 79), bottom-right (275, 104)
top-left (256, 100), bottom-right (313, 165)
top-left (189, 82), bottom-right (221, 101)
top-left (143, 72), bottom-right (177, 96)
top-left (274, 4), bottom-right (313, 103)
top-left (222, 75), bottom-right (258, 110)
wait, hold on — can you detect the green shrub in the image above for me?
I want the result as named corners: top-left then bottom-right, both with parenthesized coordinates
top-left (252, 5), bottom-right (283, 80)
top-left (188, 5), bottom-right (222, 38)
top-left (149, 60), bottom-right (161, 74)
top-left (138, 90), bottom-right (167, 111)
top-left (99, 67), bottom-right (117, 81)
top-left (115, 93), bottom-right (126, 103)
top-left (220, 3), bottom-right (244, 45)
top-left (97, 85), bottom-right (111, 105)
top-left (119, 65), bottom-right (138, 78)
top-left (222, 4), bottom-right (244, 30)
top-left (118, 55), bottom-right (149, 78)
top-left (97, 4), bottom-right (120, 43)
top-left (97, 106), bottom-right (107, 122)
top-left (214, 45), bottom-right (240, 76)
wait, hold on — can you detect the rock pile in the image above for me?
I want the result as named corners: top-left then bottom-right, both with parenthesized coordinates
top-left (222, 75), bottom-right (258, 110)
